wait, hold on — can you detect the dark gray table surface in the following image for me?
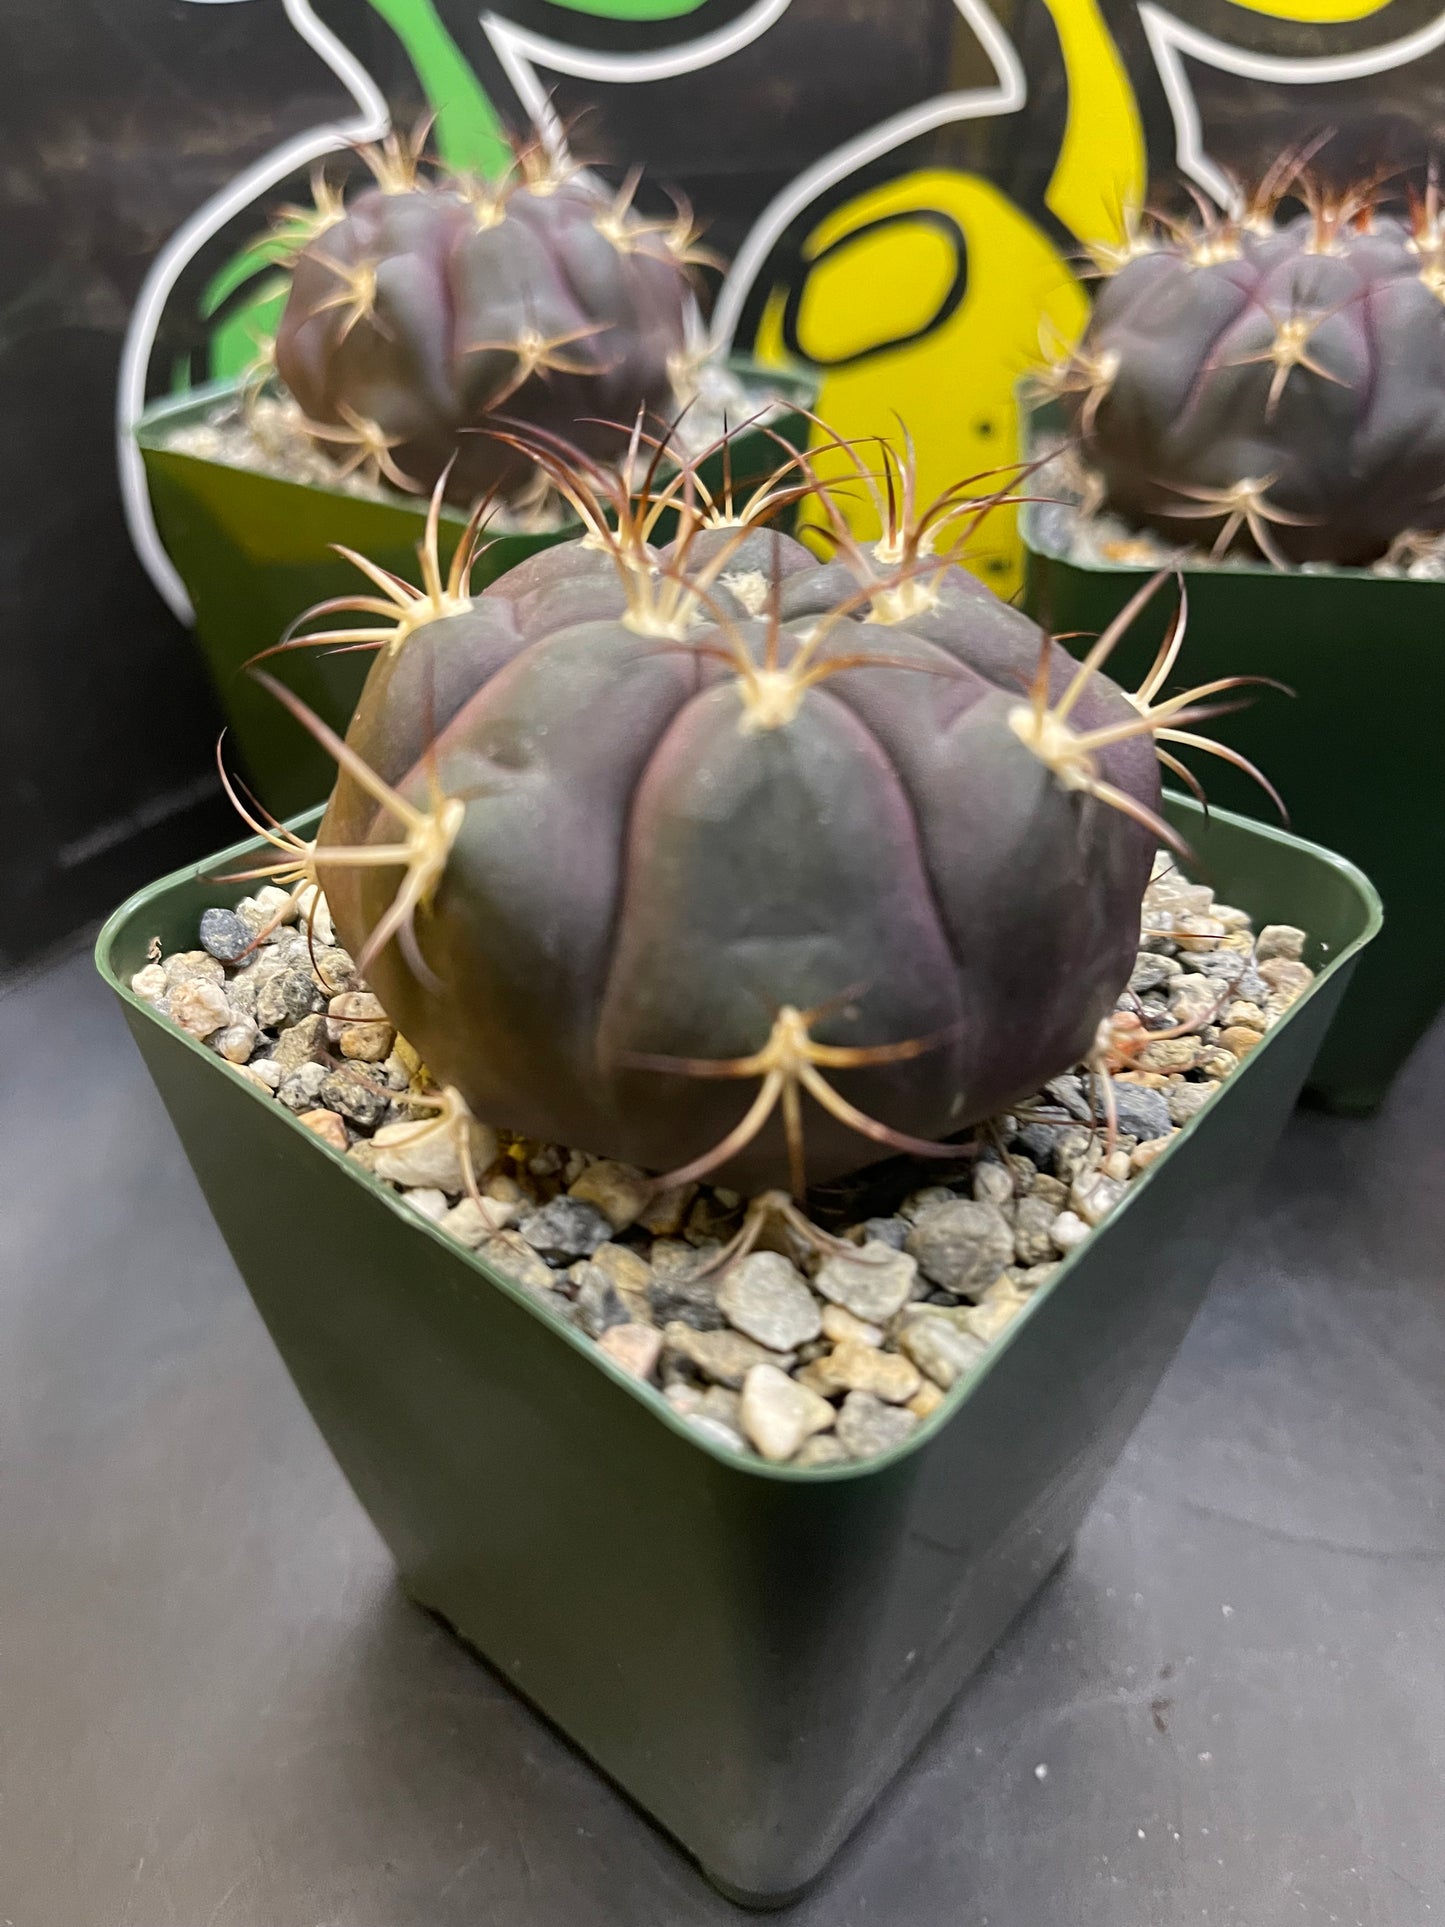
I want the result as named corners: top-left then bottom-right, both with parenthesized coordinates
top-left (3, 939), bottom-right (1442, 1927)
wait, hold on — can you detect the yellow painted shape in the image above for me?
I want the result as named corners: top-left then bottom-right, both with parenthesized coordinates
top-left (794, 220), bottom-right (959, 365)
top-left (754, 170), bottom-right (1087, 598)
top-left (1224, 0), bottom-right (1390, 18)
top-left (1041, 0), bottom-right (1146, 246)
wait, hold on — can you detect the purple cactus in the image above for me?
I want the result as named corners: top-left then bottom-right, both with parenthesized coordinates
top-left (241, 436), bottom-right (1273, 1200)
top-left (1051, 168), bottom-right (1445, 567)
top-left (273, 129), bottom-right (705, 504)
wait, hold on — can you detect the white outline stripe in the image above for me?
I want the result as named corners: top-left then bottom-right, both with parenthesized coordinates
top-left (117, 0), bottom-right (389, 621)
top-left (484, 0), bottom-right (1027, 350)
top-left (1140, 2), bottom-right (1445, 209)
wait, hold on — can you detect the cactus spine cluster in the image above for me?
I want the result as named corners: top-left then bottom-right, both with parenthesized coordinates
top-left (238, 430), bottom-right (1273, 1202)
top-left (1049, 165), bottom-right (1445, 567)
top-left (272, 128), bottom-right (707, 505)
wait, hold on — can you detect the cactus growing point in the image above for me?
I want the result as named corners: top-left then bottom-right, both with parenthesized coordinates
top-left (242, 434), bottom-right (1278, 1198)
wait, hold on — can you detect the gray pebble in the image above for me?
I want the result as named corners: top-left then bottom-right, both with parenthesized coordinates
top-left (1014, 1123), bottom-right (1059, 1172)
top-left (1129, 951), bottom-right (1182, 994)
top-left (1012, 1194), bottom-right (1059, 1266)
top-left (904, 1199), bottom-right (1014, 1295)
top-left (277, 1063), bottom-right (329, 1112)
top-left (1043, 1073), bottom-right (1092, 1122)
top-left (273, 1012), bottom-right (329, 1072)
top-left (898, 1316), bottom-right (987, 1390)
top-left (319, 1069), bottom-right (388, 1129)
top-left (517, 1197), bottom-right (612, 1264)
top-left (685, 1415), bottom-right (747, 1454)
top-left (814, 1242), bottom-right (917, 1322)
top-left (853, 1216), bottom-right (911, 1251)
top-left (835, 1392), bottom-right (919, 1460)
top-left (572, 1265), bottom-right (630, 1338)
top-left (256, 967), bottom-right (326, 1029)
top-left (198, 906), bottom-right (253, 964)
top-left (647, 1268), bottom-right (725, 1333)
top-left (717, 1253), bottom-right (823, 1352)
top-left (1105, 1081), bottom-right (1172, 1144)
top-left (900, 1185), bottom-right (956, 1223)
top-left (1181, 949), bottom-right (1246, 985)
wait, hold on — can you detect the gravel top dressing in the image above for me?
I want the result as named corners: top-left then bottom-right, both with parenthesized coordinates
top-left (132, 855), bottom-right (1315, 1468)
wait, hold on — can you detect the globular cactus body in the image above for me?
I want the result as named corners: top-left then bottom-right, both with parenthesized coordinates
top-left (275, 139), bottom-right (699, 503)
top-left (292, 449), bottom-right (1197, 1197)
top-left (1057, 180), bottom-right (1445, 566)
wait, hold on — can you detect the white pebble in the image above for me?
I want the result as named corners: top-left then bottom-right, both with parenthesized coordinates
top-left (402, 1188), bottom-right (450, 1224)
top-left (1050, 1210), bottom-right (1092, 1253)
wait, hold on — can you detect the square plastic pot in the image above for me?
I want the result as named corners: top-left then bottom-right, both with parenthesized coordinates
top-left (96, 798), bottom-right (1378, 1905)
top-left (1021, 402), bottom-right (1435, 1114)
top-left (136, 363), bottom-right (817, 822)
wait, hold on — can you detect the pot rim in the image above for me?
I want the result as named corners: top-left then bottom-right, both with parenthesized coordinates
top-left (1016, 390), bottom-right (1442, 589)
top-left (97, 796), bottom-right (1381, 1485)
top-left (134, 358), bottom-right (822, 524)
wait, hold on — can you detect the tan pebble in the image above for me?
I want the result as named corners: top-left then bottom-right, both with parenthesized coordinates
top-left (1136, 1036), bottom-right (1200, 1074)
top-left (568, 1158), bottom-right (651, 1231)
top-left (663, 1323), bottom-right (795, 1389)
top-left (234, 1064), bottom-right (277, 1095)
top-left (794, 1435), bottom-right (850, 1468)
top-left (1173, 916), bottom-right (1226, 951)
top-left (972, 1161), bottom-right (1015, 1208)
top-left (297, 1108), bottom-right (348, 1152)
top-left (478, 1235), bottom-right (558, 1295)
top-left (795, 1358), bottom-right (844, 1399)
top-left (1211, 904), bottom-right (1253, 933)
top-left (598, 1323), bottom-right (664, 1382)
top-left (1119, 1070), bottom-right (1170, 1090)
top-left (1223, 1000), bottom-right (1267, 1031)
top-left (1258, 957), bottom-right (1314, 1002)
top-left (821, 1303), bottom-right (884, 1347)
top-left (907, 1381), bottom-right (946, 1420)
top-left (164, 949), bottom-right (225, 987)
top-left (1130, 1136), bottom-right (1173, 1172)
top-left (339, 1022), bottom-right (395, 1061)
top-left (1256, 923), bottom-right (1306, 963)
top-left (1100, 1150), bottom-right (1131, 1182)
top-left (739, 1364), bottom-right (836, 1463)
top-left (328, 989), bottom-right (386, 1024)
top-left (1029, 1173), bottom-right (1069, 1207)
top-left (214, 1020), bottom-right (259, 1064)
top-left (964, 1288), bottom-right (1029, 1342)
top-left (168, 978), bottom-right (232, 1039)
top-left (1218, 931), bottom-right (1255, 955)
top-left (815, 1340), bottom-right (921, 1404)
top-left (636, 1181), bottom-right (697, 1237)
top-left (1196, 1047), bottom-right (1239, 1080)
top-left (1167, 1079), bottom-right (1221, 1126)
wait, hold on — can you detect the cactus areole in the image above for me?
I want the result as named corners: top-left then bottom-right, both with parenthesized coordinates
top-left (1051, 166), bottom-right (1445, 568)
top-left (274, 131), bottom-right (704, 504)
top-left (260, 438), bottom-right (1261, 1197)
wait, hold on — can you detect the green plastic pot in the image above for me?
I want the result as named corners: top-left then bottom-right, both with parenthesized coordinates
top-left (1020, 402), bottom-right (1435, 1114)
top-left (97, 798), bottom-right (1377, 1905)
top-left (136, 364), bottom-right (818, 823)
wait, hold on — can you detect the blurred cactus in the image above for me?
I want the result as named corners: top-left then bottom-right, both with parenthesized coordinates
top-left (1048, 159), bottom-right (1445, 566)
top-left (273, 127), bottom-right (708, 504)
top-left (249, 432), bottom-right (1274, 1197)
